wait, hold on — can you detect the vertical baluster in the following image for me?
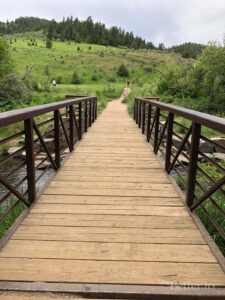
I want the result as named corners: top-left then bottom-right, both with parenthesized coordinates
top-left (138, 102), bottom-right (142, 128)
top-left (69, 105), bottom-right (74, 150)
top-left (165, 112), bottom-right (174, 171)
top-left (54, 109), bottom-right (60, 168)
top-left (147, 104), bottom-right (152, 142)
top-left (79, 102), bottom-right (82, 139)
top-left (142, 102), bottom-right (146, 134)
top-left (89, 100), bottom-right (92, 127)
top-left (95, 98), bottom-right (97, 120)
top-left (24, 118), bottom-right (36, 203)
top-left (154, 107), bottom-right (160, 153)
top-left (92, 99), bottom-right (95, 123)
top-left (84, 101), bottom-right (88, 132)
top-left (134, 100), bottom-right (136, 121)
top-left (186, 122), bottom-right (201, 207)
top-left (136, 100), bottom-right (139, 124)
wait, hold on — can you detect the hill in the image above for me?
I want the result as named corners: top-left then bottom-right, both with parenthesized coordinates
top-left (169, 42), bottom-right (205, 59)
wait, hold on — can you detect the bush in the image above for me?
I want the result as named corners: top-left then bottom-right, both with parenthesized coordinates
top-left (71, 71), bottom-right (81, 84)
top-left (56, 76), bottom-right (62, 84)
top-left (91, 74), bottom-right (98, 81)
top-left (107, 75), bottom-right (116, 83)
top-left (31, 80), bottom-right (39, 91)
top-left (46, 39), bottom-right (52, 49)
top-left (44, 66), bottom-right (49, 76)
top-left (144, 66), bottom-right (153, 73)
top-left (117, 64), bottom-right (129, 77)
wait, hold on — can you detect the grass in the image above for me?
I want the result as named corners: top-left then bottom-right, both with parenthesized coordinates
top-left (0, 198), bottom-right (26, 239)
top-left (7, 33), bottom-right (171, 87)
top-left (175, 160), bottom-right (225, 256)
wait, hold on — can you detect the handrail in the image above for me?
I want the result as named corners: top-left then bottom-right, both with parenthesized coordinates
top-left (136, 97), bottom-right (225, 133)
top-left (0, 95), bottom-right (97, 235)
top-left (135, 97), bottom-right (225, 251)
top-left (0, 96), bottom-right (95, 127)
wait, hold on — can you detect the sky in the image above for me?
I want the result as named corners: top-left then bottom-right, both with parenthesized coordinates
top-left (0, 0), bottom-right (225, 47)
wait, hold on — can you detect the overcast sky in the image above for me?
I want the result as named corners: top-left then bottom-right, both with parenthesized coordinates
top-left (1, 0), bottom-right (225, 47)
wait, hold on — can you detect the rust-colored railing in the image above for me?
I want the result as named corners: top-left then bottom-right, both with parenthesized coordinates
top-left (0, 95), bottom-right (97, 230)
top-left (134, 97), bottom-right (225, 244)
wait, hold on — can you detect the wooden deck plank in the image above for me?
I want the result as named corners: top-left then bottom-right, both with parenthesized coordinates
top-left (0, 258), bottom-right (224, 286)
top-left (44, 187), bottom-right (178, 197)
top-left (48, 181), bottom-right (174, 190)
top-left (0, 240), bottom-right (217, 263)
top-left (22, 213), bottom-right (196, 229)
top-left (37, 195), bottom-right (181, 205)
top-left (53, 174), bottom-right (170, 183)
top-left (30, 203), bottom-right (188, 216)
top-left (11, 225), bottom-right (206, 244)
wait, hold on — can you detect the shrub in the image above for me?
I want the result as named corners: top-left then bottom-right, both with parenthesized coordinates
top-left (144, 66), bottom-right (153, 73)
top-left (91, 74), bottom-right (98, 81)
top-left (31, 80), bottom-right (39, 91)
top-left (117, 64), bottom-right (129, 77)
top-left (46, 39), bottom-right (52, 49)
top-left (44, 66), bottom-right (49, 76)
top-left (56, 76), bottom-right (62, 84)
top-left (107, 75), bottom-right (116, 83)
top-left (71, 71), bottom-right (81, 84)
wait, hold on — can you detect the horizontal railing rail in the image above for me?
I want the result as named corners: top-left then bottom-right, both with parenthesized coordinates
top-left (0, 95), bottom-right (97, 234)
top-left (134, 97), bottom-right (225, 251)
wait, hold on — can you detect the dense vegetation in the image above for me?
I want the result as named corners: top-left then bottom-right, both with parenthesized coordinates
top-left (157, 41), bottom-right (225, 110)
top-left (169, 42), bottom-right (205, 59)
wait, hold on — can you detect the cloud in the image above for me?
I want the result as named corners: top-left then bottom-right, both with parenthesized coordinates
top-left (0, 0), bottom-right (224, 46)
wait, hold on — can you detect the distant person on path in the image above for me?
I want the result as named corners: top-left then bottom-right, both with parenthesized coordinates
top-left (52, 79), bottom-right (56, 88)
top-left (127, 81), bottom-right (130, 87)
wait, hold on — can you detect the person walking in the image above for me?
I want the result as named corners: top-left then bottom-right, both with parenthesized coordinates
top-left (52, 79), bottom-right (56, 88)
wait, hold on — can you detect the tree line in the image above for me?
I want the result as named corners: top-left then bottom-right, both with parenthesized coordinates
top-left (0, 16), bottom-right (155, 50)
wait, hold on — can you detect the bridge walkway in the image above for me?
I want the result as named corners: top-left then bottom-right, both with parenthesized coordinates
top-left (0, 93), bottom-right (224, 298)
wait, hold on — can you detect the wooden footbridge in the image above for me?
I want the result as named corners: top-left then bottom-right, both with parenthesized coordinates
top-left (0, 90), bottom-right (225, 299)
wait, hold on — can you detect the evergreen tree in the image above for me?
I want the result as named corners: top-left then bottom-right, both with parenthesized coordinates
top-left (46, 39), bottom-right (52, 48)
top-left (117, 64), bottom-right (129, 77)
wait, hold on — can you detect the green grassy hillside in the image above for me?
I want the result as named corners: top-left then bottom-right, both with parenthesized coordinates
top-left (8, 34), bottom-right (169, 85)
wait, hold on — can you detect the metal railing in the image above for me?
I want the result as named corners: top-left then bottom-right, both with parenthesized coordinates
top-left (0, 95), bottom-right (97, 229)
top-left (134, 97), bottom-right (225, 245)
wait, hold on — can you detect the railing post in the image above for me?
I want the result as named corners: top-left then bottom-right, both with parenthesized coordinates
top-left (186, 122), bottom-right (201, 207)
top-left (79, 102), bottom-right (82, 139)
top-left (24, 118), bottom-right (36, 203)
top-left (154, 108), bottom-right (160, 153)
top-left (136, 100), bottom-right (139, 124)
top-left (134, 99), bottom-right (136, 121)
top-left (84, 101), bottom-right (88, 132)
top-left (54, 109), bottom-right (61, 168)
top-left (165, 112), bottom-right (174, 171)
top-left (142, 102), bottom-right (146, 134)
top-left (92, 99), bottom-right (95, 123)
top-left (69, 105), bottom-right (74, 151)
top-left (147, 104), bottom-right (152, 142)
top-left (89, 100), bottom-right (92, 126)
top-left (138, 101), bottom-right (142, 128)
top-left (95, 98), bottom-right (97, 120)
